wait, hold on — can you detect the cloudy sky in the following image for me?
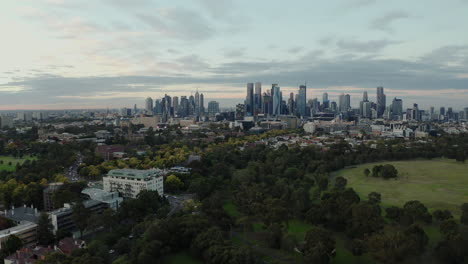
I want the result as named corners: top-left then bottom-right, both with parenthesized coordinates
top-left (1, 0), bottom-right (468, 110)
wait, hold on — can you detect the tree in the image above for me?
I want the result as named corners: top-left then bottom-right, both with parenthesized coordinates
top-left (334, 176), bottom-right (347, 190)
top-left (303, 227), bottom-right (336, 264)
top-left (433, 209), bottom-right (453, 222)
top-left (368, 192), bottom-right (381, 204)
top-left (165, 174), bottom-right (184, 193)
top-left (37, 212), bottom-right (55, 246)
top-left (403, 200), bottom-right (432, 224)
top-left (461, 203), bottom-right (468, 225)
top-left (72, 202), bottom-right (91, 238)
top-left (439, 219), bottom-right (459, 239)
top-left (364, 168), bottom-right (370, 177)
top-left (266, 223), bottom-right (283, 249)
top-left (347, 202), bottom-right (384, 239)
top-left (1, 235), bottom-right (23, 259)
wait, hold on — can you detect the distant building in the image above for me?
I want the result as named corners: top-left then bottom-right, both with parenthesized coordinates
top-left (377, 87), bottom-right (386, 118)
top-left (95, 145), bottom-right (125, 161)
top-left (103, 169), bottom-right (164, 199)
top-left (48, 200), bottom-right (107, 234)
top-left (207, 101), bottom-right (220, 115)
top-left (43, 182), bottom-right (64, 212)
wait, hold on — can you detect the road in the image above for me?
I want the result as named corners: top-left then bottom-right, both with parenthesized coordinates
top-left (65, 153), bottom-right (83, 182)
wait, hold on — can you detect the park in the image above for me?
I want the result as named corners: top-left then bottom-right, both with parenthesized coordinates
top-left (334, 158), bottom-right (468, 217)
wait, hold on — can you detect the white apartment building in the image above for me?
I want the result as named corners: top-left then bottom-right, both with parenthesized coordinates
top-left (103, 169), bottom-right (164, 198)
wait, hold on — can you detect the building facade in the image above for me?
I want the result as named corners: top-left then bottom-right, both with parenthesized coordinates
top-left (103, 169), bottom-right (164, 199)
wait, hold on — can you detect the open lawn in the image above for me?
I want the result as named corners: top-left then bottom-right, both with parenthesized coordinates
top-left (0, 155), bottom-right (36, 172)
top-left (334, 159), bottom-right (468, 217)
top-left (163, 251), bottom-right (203, 264)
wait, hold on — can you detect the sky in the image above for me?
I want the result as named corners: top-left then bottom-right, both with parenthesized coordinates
top-left (1, 0), bottom-right (468, 110)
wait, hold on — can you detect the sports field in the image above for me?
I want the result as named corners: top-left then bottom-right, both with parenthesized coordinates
top-left (0, 155), bottom-right (36, 171)
top-left (334, 159), bottom-right (468, 217)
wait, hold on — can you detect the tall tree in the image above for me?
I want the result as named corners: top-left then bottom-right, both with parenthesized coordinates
top-left (72, 202), bottom-right (91, 238)
top-left (303, 227), bottom-right (336, 264)
top-left (37, 212), bottom-right (55, 246)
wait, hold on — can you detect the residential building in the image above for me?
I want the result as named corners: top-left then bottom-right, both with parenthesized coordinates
top-left (103, 169), bottom-right (164, 199)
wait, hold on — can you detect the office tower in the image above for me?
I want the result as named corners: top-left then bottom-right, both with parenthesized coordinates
top-left (145, 97), bottom-right (154, 115)
top-left (208, 101), bottom-right (220, 114)
top-left (464, 107), bottom-right (468, 120)
top-left (339, 94), bottom-right (351, 113)
top-left (363, 91), bottom-right (368, 102)
top-left (447, 107), bottom-right (453, 120)
top-left (412, 104), bottom-right (420, 121)
top-left (173, 96), bottom-right (179, 115)
top-left (376, 86), bottom-right (386, 118)
top-left (272, 85), bottom-right (282, 116)
top-left (440, 107), bottom-right (445, 116)
top-left (362, 102), bottom-right (372, 118)
top-left (359, 91), bottom-right (369, 117)
top-left (188, 95), bottom-right (195, 115)
top-left (180, 96), bottom-right (189, 117)
top-left (430, 106), bottom-right (434, 115)
top-left (195, 90), bottom-right (200, 114)
top-left (246, 83), bottom-right (254, 115)
top-left (288, 92), bottom-right (295, 115)
top-left (199, 93), bottom-right (204, 114)
top-left (310, 98), bottom-right (319, 115)
top-left (391, 98), bottom-right (403, 120)
top-left (236, 104), bottom-right (245, 119)
top-left (262, 92), bottom-right (272, 115)
top-left (297, 85), bottom-right (307, 117)
top-left (254, 82), bottom-right (262, 114)
top-left (162, 94), bottom-right (172, 116)
top-left (133, 104), bottom-right (137, 115)
top-left (330, 101), bottom-right (337, 112)
top-left (154, 99), bottom-right (162, 114)
top-left (322, 92), bottom-right (329, 109)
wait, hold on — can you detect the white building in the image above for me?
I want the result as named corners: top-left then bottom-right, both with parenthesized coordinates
top-left (103, 169), bottom-right (164, 198)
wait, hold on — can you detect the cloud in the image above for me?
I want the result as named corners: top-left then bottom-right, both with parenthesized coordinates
top-left (288, 47), bottom-right (304, 54)
top-left (336, 39), bottom-right (398, 53)
top-left (224, 48), bottom-right (246, 58)
top-left (370, 11), bottom-right (410, 33)
top-left (137, 8), bottom-right (214, 41)
top-left (343, 0), bottom-right (377, 9)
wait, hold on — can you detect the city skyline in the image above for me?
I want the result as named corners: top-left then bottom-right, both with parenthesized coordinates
top-left (1, 0), bottom-right (468, 110)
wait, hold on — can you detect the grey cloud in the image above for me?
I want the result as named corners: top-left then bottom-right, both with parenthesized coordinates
top-left (343, 0), bottom-right (377, 9)
top-left (137, 9), bottom-right (214, 41)
top-left (336, 39), bottom-right (398, 53)
top-left (370, 11), bottom-right (410, 33)
top-left (1, 45), bottom-right (468, 108)
top-left (288, 47), bottom-right (304, 54)
top-left (224, 48), bottom-right (246, 58)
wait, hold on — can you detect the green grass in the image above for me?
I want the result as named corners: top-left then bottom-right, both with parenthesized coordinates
top-left (334, 159), bottom-right (468, 217)
top-left (0, 155), bottom-right (36, 172)
top-left (163, 251), bottom-right (203, 264)
top-left (287, 219), bottom-right (314, 241)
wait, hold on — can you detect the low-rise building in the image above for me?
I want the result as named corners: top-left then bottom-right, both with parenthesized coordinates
top-left (81, 188), bottom-right (123, 210)
top-left (48, 200), bottom-right (107, 234)
top-left (103, 169), bottom-right (164, 198)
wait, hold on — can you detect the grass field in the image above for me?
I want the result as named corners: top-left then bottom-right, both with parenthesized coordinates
top-left (0, 155), bottom-right (36, 172)
top-left (334, 159), bottom-right (468, 217)
top-left (163, 251), bottom-right (203, 264)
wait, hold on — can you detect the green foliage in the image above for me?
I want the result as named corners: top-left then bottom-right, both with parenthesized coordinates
top-left (303, 227), bottom-right (336, 264)
top-left (72, 202), bottom-right (91, 238)
top-left (37, 212), bottom-right (55, 246)
top-left (1, 235), bottom-right (23, 260)
top-left (165, 174), bottom-right (184, 193)
top-left (461, 203), bottom-right (468, 225)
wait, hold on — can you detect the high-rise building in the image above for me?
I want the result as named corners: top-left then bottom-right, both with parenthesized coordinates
top-left (338, 94), bottom-right (350, 113)
top-left (180, 96), bottom-right (189, 117)
top-left (145, 97), bottom-right (154, 115)
top-left (322, 92), bottom-right (329, 110)
top-left (195, 90), bottom-right (200, 114)
top-left (464, 107), bottom-right (468, 121)
top-left (362, 102), bottom-right (372, 118)
top-left (363, 91), bottom-right (368, 102)
top-left (288, 92), bottom-right (295, 115)
top-left (199, 93), bottom-right (204, 114)
top-left (376, 87), bottom-right (386, 118)
top-left (173, 96), bottom-right (179, 115)
top-left (391, 98), bottom-right (403, 120)
top-left (208, 101), bottom-right (220, 115)
top-left (154, 100), bottom-right (162, 114)
top-left (411, 104), bottom-right (420, 121)
top-left (297, 85), bottom-right (307, 117)
top-left (440, 107), bottom-right (446, 116)
top-left (246, 83), bottom-right (254, 115)
top-left (254, 82), bottom-right (262, 114)
top-left (272, 85), bottom-right (282, 116)
top-left (262, 92), bottom-right (272, 115)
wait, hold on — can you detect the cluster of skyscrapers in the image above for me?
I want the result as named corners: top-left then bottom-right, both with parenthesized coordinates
top-left (239, 83), bottom-right (468, 122)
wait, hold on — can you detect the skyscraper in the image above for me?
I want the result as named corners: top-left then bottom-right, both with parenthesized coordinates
top-left (246, 83), bottom-right (254, 115)
top-left (288, 92), bottom-right (295, 114)
top-left (363, 91), bottom-right (368, 102)
top-left (272, 85), bottom-right (282, 116)
top-left (199, 93), bottom-right (204, 114)
top-left (195, 90), bottom-right (200, 115)
top-left (297, 85), bottom-right (307, 117)
top-left (322, 92), bottom-right (329, 110)
top-left (254, 82), bottom-right (262, 114)
top-left (339, 94), bottom-right (350, 113)
top-left (376, 87), bottom-right (386, 118)
top-left (391, 98), bottom-right (403, 120)
top-left (173, 96), bottom-right (179, 116)
top-left (208, 101), bottom-right (220, 115)
top-left (145, 97), bottom-right (153, 115)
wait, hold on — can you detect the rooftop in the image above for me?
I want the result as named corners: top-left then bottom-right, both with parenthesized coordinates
top-left (4, 206), bottom-right (40, 224)
top-left (106, 169), bottom-right (163, 179)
